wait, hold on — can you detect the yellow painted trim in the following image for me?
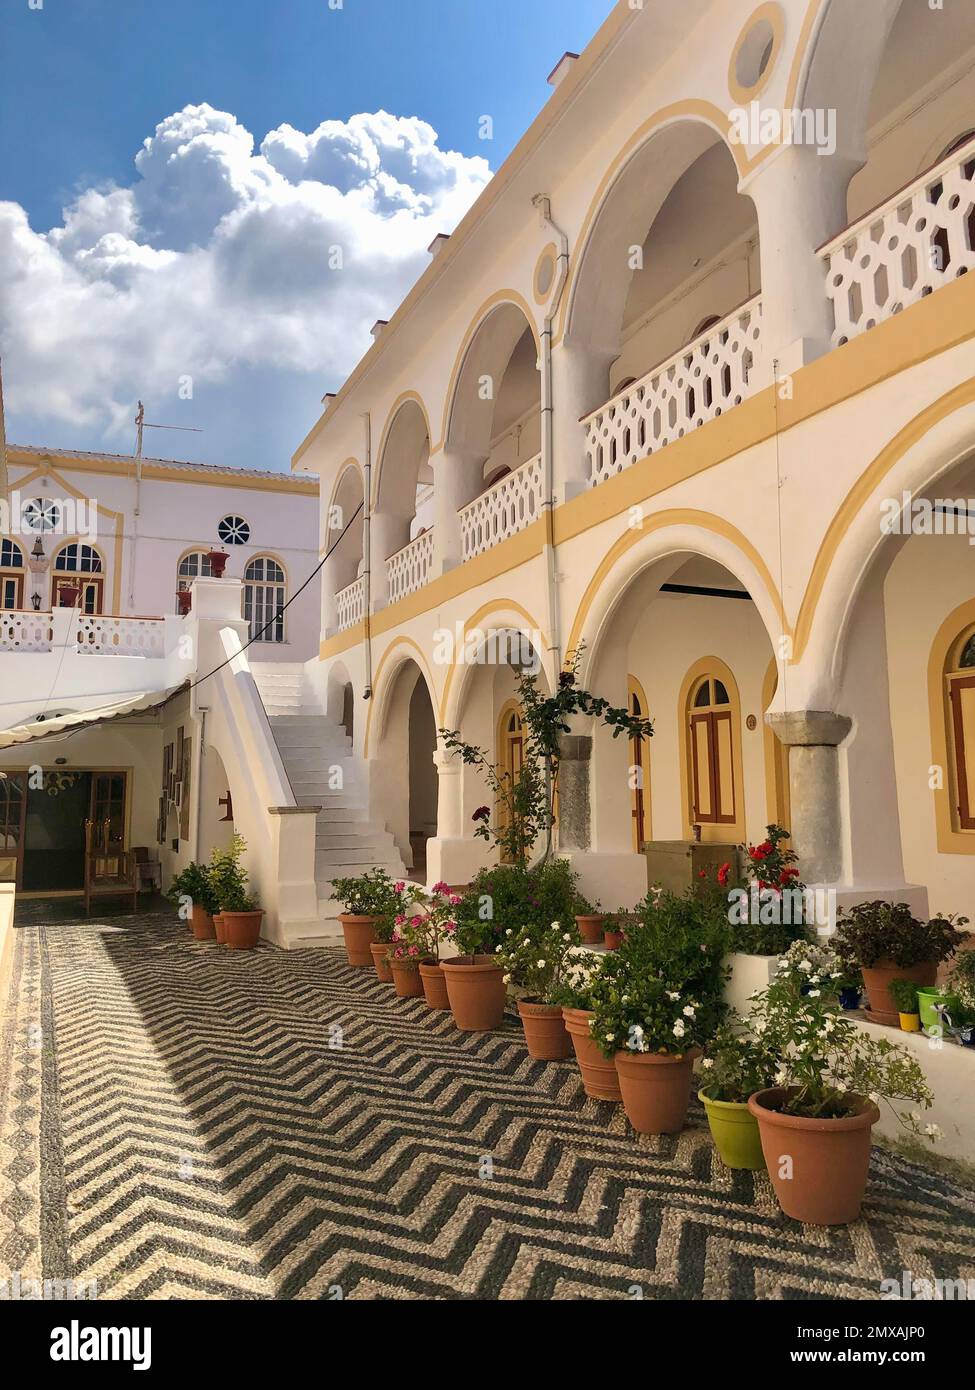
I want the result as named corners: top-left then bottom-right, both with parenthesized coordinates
top-left (794, 373), bottom-right (975, 661)
top-left (439, 596), bottom-right (549, 726)
top-left (363, 636), bottom-right (439, 758)
top-left (786, 0), bottom-right (828, 112)
top-left (373, 392), bottom-right (433, 508)
top-left (12, 462), bottom-right (125, 613)
top-left (324, 458), bottom-right (365, 549)
top-left (728, 2), bottom-right (785, 106)
top-left (564, 509), bottom-right (788, 663)
top-left (438, 290), bottom-right (541, 451)
top-left (762, 657), bottom-right (791, 829)
top-left (928, 599), bottom-right (975, 855)
top-left (678, 656), bottom-right (746, 844)
top-left (533, 242), bottom-right (559, 307)
top-left (627, 673), bottom-right (653, 847)
top-left (8, 449), bottom-right (318, 495)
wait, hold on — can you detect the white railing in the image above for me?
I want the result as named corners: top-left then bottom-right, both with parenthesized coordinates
top-left (582, 298), bottom-right (763, 488)
top-left (459, 453), bottom-right (544, 561)
top-left (0, 611), bottom-right (53, 652)
top-left (386, 528), bottom-right (435, 604)
top-left (75, 614), bottom-right (166, 657)
top-left (823, 136), bottom-right (975, 348)
top-left (335, 576), bottom-right (365, 632)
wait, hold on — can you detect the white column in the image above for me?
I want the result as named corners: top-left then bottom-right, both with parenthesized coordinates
top-left (432, 446), bottom-right (483, 575)
top-left (743, 143), bottom-right (860, 376)
top-left (552, 339), bottom-right (616, 500)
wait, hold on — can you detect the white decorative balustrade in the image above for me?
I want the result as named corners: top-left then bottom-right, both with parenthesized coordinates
top-left (0, 611), bottom-right (53, 652)
top-left (459, 453), bottom-right (544, 561)
top-left (335, 576), bottom-right (365, 632)
top-left (582, 298), bottom-right (763, 488)
top-left (823, 136), bottom-right (975, 348)
top-left (386, 528), bottom-right (435, 604)
top-left (75, 614), bottom-right (166, 656)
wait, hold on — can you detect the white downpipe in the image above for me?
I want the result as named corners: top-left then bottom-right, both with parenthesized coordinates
top-left (362, 412), bottom-right (374, 701)
top-left (532, 195), bottom-right (570, 675)
top-left (194, 706), bottom-right (207, 861)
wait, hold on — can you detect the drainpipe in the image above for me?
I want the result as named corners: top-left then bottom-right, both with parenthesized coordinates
top-left (532, 195), bottom-right (570, 860)
top-left (194, 706), bottom-right (207, 860)
top-left (362, 412), bottom-right (374, 702)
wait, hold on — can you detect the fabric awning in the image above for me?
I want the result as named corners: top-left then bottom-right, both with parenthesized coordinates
top-left (0, 682), bottom-right (188, 749)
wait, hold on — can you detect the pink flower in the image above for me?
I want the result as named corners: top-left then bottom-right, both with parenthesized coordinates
top-left (408, 945), bottom-right (418, 956)
top-left (395, 914), bottom-right (406, 926)
top-left (394, 881), bottom-right (405, 893)
top-left (445, 922), bottom-right (456, 934)
top-left (449, 894), bottom-right (462, 906)
top-left (432, 881), bottom-right (450, 896)
top-left (410, 915), bottom-right (423, 928)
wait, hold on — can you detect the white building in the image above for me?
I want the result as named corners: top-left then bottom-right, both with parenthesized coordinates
top-left (2, 0), bottom-right (974, 948)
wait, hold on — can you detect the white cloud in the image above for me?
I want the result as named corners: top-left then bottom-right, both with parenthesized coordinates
top-left (0, 102), bottom-right (491, 452)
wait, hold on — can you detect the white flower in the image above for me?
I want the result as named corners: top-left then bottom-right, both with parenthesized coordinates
top-left (605, 1033), bottom-right (615, 1042)
top-left (808, 989), bottom-right (821, 998)
top-left (673, 1019), bottom-right (686, 1038)
top-left (505, 929), bottom-right (512, 936)
top-left (551, 921), bottom-right (560, 930)
top-left (683, 1005), bottom-right (696, 1018)
top-left (799, 959), bottom-right (812, 972)
top-left (868, 1092), bottom-right (881, 1105)
top-left (495, 944), bottom-right (502, 952)
top-left (667, 990), bottom-right (680, 1001)
top-left (775, 1069), bottom-right (789, 1086)
top-left (537, 959), bottom-right (546, 969)
top-left (502, 974), bottom-right (511, 984)
top-left (701, 1058), bottom-right (714, 1070)
top-left (563, 933), bottom-right (571, 942)
top-left (924, 1123), bottom-right (943, 1140)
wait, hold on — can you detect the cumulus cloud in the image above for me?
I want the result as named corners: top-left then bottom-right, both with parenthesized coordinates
top-left (0, 103), bottom-right (491, 453)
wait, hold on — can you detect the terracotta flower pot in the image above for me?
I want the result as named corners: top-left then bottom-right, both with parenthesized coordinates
top-left (603, 930), bottom-right (624, 951)
top-left (222, 909), bottom-right (264, 950)
top-left (562, 1007), bottom-right (622, 1101)
top-left (190, 904), bottom-right (216, 941)
top-left (339, 913), bottom-right (379, 968)
top-left (418, 959), bottom-right (451, 1010)
top-left (861, 959), bottom-right (937, 1027)
top-left (518, 1000), bottom-right (572, 1060)
top-left (206, 549), bottom-right (229, 578)
top-left (176, 589), bottom-right (193, 616)
top-left (699, 1091), bottom-right (766, 1170)
top-left (389, 958), bottom-right (424, 998)
top-left (213, 912), bottom-right (226, 945)
top-left (441, 955), bottom-right (506, 1032)
top-left (748, 1087), bottom-right (880, 1226)
top-left (370, 940), bottom-right (393, 982)
top-left (613, 1047), bottom-right (700, 1135)
top-left (575, 915), bottom-right (605, 945)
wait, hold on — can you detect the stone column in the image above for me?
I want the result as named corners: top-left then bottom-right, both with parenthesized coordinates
top-left (767, 710), bottom-right (852, 884)
top-left (742, 144), bottom-right (861, 376)
top-left (556, 734), bottom-right (592, 852)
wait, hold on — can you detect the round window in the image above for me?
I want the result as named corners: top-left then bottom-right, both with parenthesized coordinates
top-left (22, 497), bottom-right (63, 532)
top-left (218, 515), bottom-right (250, 545)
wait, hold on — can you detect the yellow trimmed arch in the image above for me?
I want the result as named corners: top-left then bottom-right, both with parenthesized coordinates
top-left (363, 636), bottom-right (440, 758)
top-left (678, 655), bottom-right (746, 844)
top-left (928, 598), bottom-right (975, 855)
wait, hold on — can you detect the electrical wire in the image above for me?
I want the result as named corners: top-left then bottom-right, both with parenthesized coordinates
top-left (186, 499), bottom-right (364, 695)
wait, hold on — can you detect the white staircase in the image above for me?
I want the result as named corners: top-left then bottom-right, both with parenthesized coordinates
top-left (250, 663), bottom-right (407, 948)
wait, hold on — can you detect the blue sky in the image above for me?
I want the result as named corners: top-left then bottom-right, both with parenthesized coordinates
top-left (0, 0), bottom-right (611, 471)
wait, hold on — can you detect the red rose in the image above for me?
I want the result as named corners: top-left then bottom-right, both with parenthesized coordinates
top-left (717, 862), bottom-right (731, 888)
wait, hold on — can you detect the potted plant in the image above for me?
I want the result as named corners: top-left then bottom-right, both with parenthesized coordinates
top-left (888, 979), bottom-right (921, 1032)
top-left (553, 954), bottom-right (622, 1101)
top-left (330, 869), bottom-right (401, 968)
top-left (603, 909), bottom-right (628, 951)
top-left (167, 860), bottom-right (218, 939)
top-left (206, 547), bottom-right (229, 578)
top-left (176, 589), bottom-right (193, 617)
top-left (747, 941), bottom-right (937, 1225)
top-left (416, 882), bottom-right (462, 1010)
top-left (699, 1020), bottom-right (777, 1170)
top-left (573, 892), bottom-right (604, 946)
top-left (836, 964), bottom-right (863, 1011)
top-left (946, 951), bottom-right (975, 1045)
top-left (210, 834), bottom-right (263, 950)
top-left (495, 918), bottom-right (581, 1059)
top-left (833, 901), bottom-right (967, 1027)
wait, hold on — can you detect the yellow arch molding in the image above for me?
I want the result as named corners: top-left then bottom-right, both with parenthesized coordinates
top-left (439, 596), bottom-right (550, 727)
top-left (565, 509), bottom-right (789, 664)
top-left (373, 391), bottom-right (434, 508)
top-left (363, 635), bottom-right (440, 758)
top-left (323, 457), bottom-right (364, 552)
top-left (927, 597), bottom-right (975, 856)
top-left (437, 290), bottom-right (542, 451)
top-left (793, 377), bottom-right (975, 662)
top-left (677, 655), bottom-right (746, 844)
top-left (12, 463), bottom-right (126, 612)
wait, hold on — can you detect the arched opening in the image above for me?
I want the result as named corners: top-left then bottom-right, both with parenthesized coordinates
top-left (325, 463), bottom-right (365, 631)
top-left (376, 398), bottom-right (433, 555)
top-left (496, 698), bottom-right (525, 863)
top-left (176, 550), bottom-right (214, 612)
top-left (445, 302), bottom-right (541, 515)
top-left (567, 121), bottom-right (759, 411)
top-left (373, 656), bottom-right (438, 877)
top-left (628, 674), bottom-right (652, 851)
top-left (244, 555), bottom-right (286, 643)
top-left (683, 664), bottom-right (741, 837)
top-left (51, 541), bottom-right (104, 613)
top-left (0, 539), bottom-right (26, 609)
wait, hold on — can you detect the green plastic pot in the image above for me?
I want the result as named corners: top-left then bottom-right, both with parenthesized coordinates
top-left (917, 987), bottom-right (949, 1034)
top-left (700, 1091), bottom-right (767, 1171)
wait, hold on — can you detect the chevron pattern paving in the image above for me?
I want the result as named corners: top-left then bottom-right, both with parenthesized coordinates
top-left (2, 902), bottom-right (974, 1300)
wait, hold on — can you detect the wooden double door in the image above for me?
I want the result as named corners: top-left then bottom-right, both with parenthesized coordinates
top-left (0, 771), bottom-right (126, 891)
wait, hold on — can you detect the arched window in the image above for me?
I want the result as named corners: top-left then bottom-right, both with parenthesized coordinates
top-left (0, 539), bottom-right (25, 610)
top-left (939, 131), bottom-right (975, 162)
top-left (51, 542), bottom-right (104, 614)
top-left (244, 556), bottom-right (286, 643)
top-left (496, 702), bottom-right (525, 863)
top-left (176, 551), bottom-right (214, 612)
top-left (947, 624), bottom-right (975, 831)
top-left (628, 675), bottom-right (652, 851)
top-left (687, 672), bottom-right (737, 829)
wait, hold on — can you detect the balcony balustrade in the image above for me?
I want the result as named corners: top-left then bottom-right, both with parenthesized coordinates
top-left (386, 528), bottom-right (435, 604)
top-left (74, 614), bottom-right (166, 657)
top-left (459, 452), bottom-right (544, 562)
top-left (582, 298), bottom-right (763, 488)
top-left (335, 576), bottom-right (365, 632)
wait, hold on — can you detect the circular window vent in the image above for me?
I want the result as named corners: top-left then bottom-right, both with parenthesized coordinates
top-left (218, 515), bottom-right (250, 545)
top-left (22, 498), bottom-right (63, 532)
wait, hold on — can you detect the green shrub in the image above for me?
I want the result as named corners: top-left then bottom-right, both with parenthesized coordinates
top-left (834, 900), bottom-right (967, 969)
top-left (452, 859), bottom-right (581, 956)
top-left (887, 979), bottom-right (920, 1015)
top-left (209, 834), bottom-right (258, 912)
top-left (167, 860), bottom-right (218, 915)
top-left (329, 868), bottom-right (402, 918)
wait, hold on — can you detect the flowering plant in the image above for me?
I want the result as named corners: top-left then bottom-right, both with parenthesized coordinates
top-left (387, 880), bottom-right (462, 966)
top-left (330, 867), bottom-right (402, 919)
top-left (749, 943), bottom-right (936, 1134)
top-left (833, 900), bottom-right (967, 969)
top-left (699, 1018), bottom-right (779, 1105)
top-left (724, 824), bottom-right (809, 955)
top-left (589, 972), bottom-right (706, 1059)
top-left (493, 918), bottom-right (581, 1003)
